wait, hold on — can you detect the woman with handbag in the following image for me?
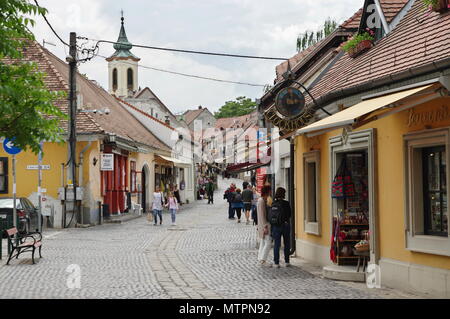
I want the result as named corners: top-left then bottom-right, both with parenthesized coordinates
top-left (152, 186), bottom-right (164, 226)
top-left (257, 185), bottom-right (273, 267)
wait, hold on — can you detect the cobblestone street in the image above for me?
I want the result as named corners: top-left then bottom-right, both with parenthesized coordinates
top-left (0, 178), bottom-right (420, 299)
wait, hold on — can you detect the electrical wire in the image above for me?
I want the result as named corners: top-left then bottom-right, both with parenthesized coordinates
top-left (33, 0), bottom-right (69, 47)
top-left (96, 54), bottom-right (266, 87)
top-left (80, 37), bottom-right (289, 61)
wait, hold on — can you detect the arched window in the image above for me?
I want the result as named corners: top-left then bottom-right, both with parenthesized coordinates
top-left (112, 68), bottom-right (118, 91)
top-left (127, 68), bottom-right (133, 90)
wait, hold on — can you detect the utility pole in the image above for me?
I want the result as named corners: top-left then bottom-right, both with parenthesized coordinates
top-left (66, 32), bottom-right (78, 227)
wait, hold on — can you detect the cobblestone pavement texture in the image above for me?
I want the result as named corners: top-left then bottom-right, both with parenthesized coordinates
top-left (0, 177), bottom-right (423, 299)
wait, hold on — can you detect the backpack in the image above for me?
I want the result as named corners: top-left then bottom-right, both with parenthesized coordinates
top-left (233, 193), bottom-right (242, 203)
top-left (268, 200), bottom-right (284, 226)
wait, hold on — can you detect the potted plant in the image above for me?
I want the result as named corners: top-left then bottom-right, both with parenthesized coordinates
top-left (423, 0), bottom-right (450, 12)
top-left (342, 30), bottom-right (375, 58)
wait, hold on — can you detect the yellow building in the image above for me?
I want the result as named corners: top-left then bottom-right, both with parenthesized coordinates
top-left (261, 1), bottom-right (450, 297)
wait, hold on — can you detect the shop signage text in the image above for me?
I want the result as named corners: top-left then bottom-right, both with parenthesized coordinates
top-left (27, 165), bottom-right (50, 170)
top-left (407, 105), bottom-right (450, 127)
top-left (101, 154), bottom-right (114, 171)
top-left (264, 105), bottom-right (315, 131)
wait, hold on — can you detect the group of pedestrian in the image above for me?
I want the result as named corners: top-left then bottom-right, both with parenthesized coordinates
top-left (151, 186), bottom-right (180, 226)
top-left (224, 181), bottom-right (292, 268)
top-left (257, 185), bottom-right (291, 268)
top-left (224, 182), bottom-right (259, 225)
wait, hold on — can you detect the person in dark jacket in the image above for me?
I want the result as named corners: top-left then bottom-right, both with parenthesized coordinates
top-left (224, 183), bottom-right (236, 219)
top-left (271, 187), bottom-right (292, 268)
top-left (206, 178), bottom-right (214, 204)
top-left (231, 188), bottom-right (244, 223)
top-left (241, 184), bottom-right (254, 225)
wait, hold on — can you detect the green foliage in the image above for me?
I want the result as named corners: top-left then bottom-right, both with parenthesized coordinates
top-left (296, 18), bottom-right (338, 52)
top-left (0, 0), bottom-right (67, 154)
top-left (422, 0), bottom-right (439, 8)
top-left (341, 32), bottom-right (374, 52)
top-left (214, 96), bottom-right (257, 119)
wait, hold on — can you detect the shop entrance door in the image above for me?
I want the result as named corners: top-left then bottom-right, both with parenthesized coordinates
top-left (330, 128), bottom-right (378, 266)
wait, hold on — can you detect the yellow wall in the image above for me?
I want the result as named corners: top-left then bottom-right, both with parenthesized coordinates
top-left (295, 96), bottom-right (450, 270)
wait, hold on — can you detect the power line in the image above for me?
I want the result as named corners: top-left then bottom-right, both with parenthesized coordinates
top-left (34, 0), bottom-right (69, 47)
top-left (80, 37), bottom-right (289, 61)
top-left (96, 54), bottom-right (266, 87)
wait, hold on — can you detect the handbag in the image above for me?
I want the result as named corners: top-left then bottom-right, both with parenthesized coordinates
top-left (332, 158), bottom-right (355, 198)
top-left (147, 212), bottom-right (153, 222)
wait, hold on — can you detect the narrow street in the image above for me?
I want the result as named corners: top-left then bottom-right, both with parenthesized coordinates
top-left (0, 178), bottom-right (419, 299)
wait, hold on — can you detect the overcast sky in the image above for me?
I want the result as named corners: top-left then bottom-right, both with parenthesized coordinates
top-left (31, 0), bottom-right (362, 114)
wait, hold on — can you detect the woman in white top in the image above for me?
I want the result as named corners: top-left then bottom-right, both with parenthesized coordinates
top-left (152, 186), bottom-right (164, 225)
top-left (257, 185), bottom-right (273, 267)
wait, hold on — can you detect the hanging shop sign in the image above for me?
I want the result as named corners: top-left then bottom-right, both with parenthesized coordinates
top-left (101, 153), bottom-right (114, 171)
top-left (265, 87), bottom-right (315, 131)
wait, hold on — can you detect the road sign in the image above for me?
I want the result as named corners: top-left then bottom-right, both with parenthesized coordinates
top-left (3, 138), bottom-right (22, 155)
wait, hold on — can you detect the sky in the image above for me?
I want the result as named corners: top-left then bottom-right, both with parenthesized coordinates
top-left (31, 0), bottom-right (363, 114)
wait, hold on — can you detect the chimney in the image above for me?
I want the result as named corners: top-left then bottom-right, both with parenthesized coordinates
top-left (198, 105), bottom-right (202, 110)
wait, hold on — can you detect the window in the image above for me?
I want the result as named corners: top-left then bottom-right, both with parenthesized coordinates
top-left (405, 129), bottom-right (450, 256)
top-left (130, 161), bottom-right (137, 193)
top-left (112, 68), bottom-right (118, 91)
top-left (127, 68), bottom-right (133, 90)
top-left (303, 151), bottom-right (320, 235)
top-left (0, 158), bottom-right (8, 194)
top-left (422, 147), bottom-right (448, 236)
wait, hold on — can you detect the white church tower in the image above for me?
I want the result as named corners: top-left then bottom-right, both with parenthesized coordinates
top-left (106, 13), bottom-right (140, 98)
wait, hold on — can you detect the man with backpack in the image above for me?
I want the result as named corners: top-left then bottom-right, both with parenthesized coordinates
top-left (269, 187), bottom-right (292, 268)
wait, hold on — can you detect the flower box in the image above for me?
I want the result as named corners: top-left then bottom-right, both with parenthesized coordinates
top-left (428, 0), bottom-right (450, 12)
top-left (348, 40), bottom-right (373, 58)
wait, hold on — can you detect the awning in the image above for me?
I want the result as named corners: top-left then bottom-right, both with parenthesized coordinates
top-left (226, 161), bottom-right (270, 174)
top-left (156, 155), bottom-right (191, 167)
top-left (298, 84), bottom-right (435, 135)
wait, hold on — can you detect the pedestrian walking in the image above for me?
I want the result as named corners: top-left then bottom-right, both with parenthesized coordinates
top-left (257, 185), bottom-right (273, 267)
top-left (269, 187), bottom-right (292, 268)
top-left (251, 186), bottom-right (259, 226)
top-left (206, 178), bottom-right (214, 204)
top-left (165, 192), bottom-right (179, 226)
top-left (174, 184), bottom-right (182, 207)
top-left (152, 186), bottom-right (164, 225)
top-left (224, 183), bottom-right (236, 219)
top-left (231, 188), bottom-right (244, 223)
top-left (242, 184), bottom-right (253, 225)
top-left (251, 171), bottom-right (256, 187)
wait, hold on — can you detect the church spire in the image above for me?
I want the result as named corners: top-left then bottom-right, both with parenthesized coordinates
top-left (106, 11), bottom-right (140, 61)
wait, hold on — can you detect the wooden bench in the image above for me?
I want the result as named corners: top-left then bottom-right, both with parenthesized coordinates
top-left (4, 228), bottom-right (42, 265)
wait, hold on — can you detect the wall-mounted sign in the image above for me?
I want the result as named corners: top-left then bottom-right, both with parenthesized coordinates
top-left (101, 154), bottom-right (114, 171)
top-left (27, 165), bottom-right (50, 170)
top-left (265, 86), bottom-right (315, 131)
top-left (275, 87), bottom-right (306, 119)
top-left (407, 105), bottom-right (450, 127)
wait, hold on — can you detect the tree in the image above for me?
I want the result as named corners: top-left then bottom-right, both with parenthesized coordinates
top-left (0, 0), bottom-right (66, 154)
top-left (214, 96), bottom-right (257, 119)
top-left (296, 18), bottom-right (338, 52)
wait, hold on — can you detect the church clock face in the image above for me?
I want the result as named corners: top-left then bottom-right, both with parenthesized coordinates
top-left (275, 87), bottom-right (305, 119)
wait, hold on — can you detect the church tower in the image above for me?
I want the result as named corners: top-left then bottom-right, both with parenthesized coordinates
top-left (106, 13), bottom-right (140, 97)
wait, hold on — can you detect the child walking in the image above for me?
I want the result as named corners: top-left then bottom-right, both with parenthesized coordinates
top-left (165, 192), bottom-right (179, 226)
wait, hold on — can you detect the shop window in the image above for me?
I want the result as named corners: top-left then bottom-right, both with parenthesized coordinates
top-left (405, 129), bottom-right (450, 256)
top-left (130, 161), bottom-right (137, 193)
top-left (303, 151), bottom-right (320, 235)
top-left (0, 158), bottom-right (8, 194)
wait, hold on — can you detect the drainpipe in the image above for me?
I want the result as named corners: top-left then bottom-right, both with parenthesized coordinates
top-left (78, 141), bottom-right (92, 225)
top-left (289, 137), bottom-right (296, 255)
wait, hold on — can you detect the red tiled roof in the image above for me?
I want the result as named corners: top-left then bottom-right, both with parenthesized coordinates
top-left (307, 1), bottom-right (450, 106)
top-left (17, 41), bottom-right (103, 135)
top-left (183, 108), bottom-right (206, 125)
top-left (380, 0), bottom-right (409, 23)
top-left (340, 8), bottom-right (363, 29)
top-left (215, 111), bottom-right (258, 130)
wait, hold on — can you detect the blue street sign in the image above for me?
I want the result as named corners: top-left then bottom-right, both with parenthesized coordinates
top-left (3, 138), bottom-right (22, 155)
